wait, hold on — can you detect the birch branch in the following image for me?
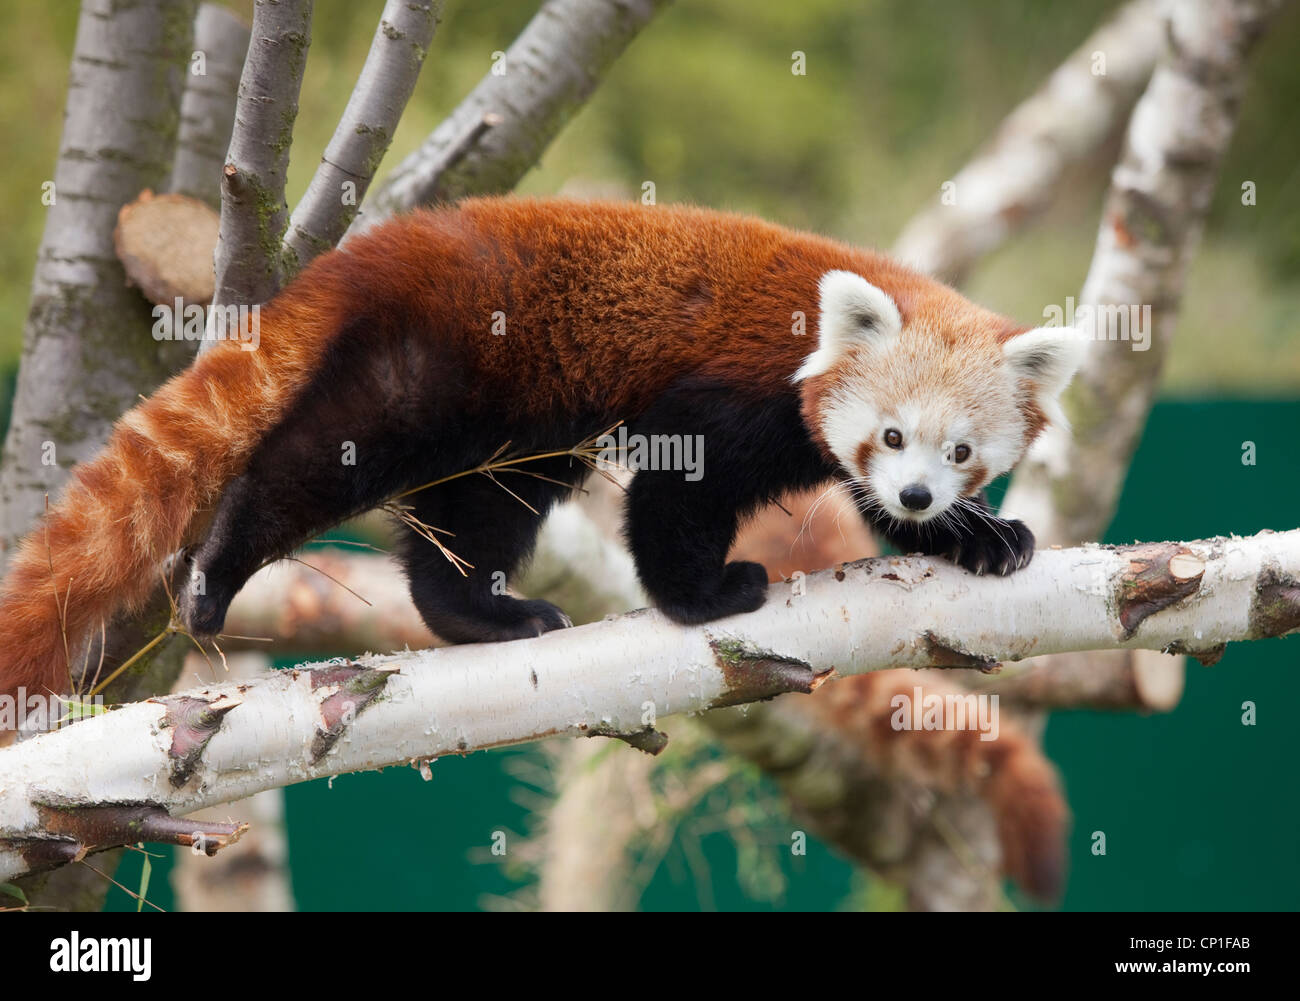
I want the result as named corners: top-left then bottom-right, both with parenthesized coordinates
top-left (219, 501), bottom-right (1070, 904)
top-left (169, 653), bottom-right (294, 912)
top-left (208, 0), bottom-right (312, 326)
top-left (1002, 0), bottom-right (1286, 544)
top-left (282, 0), bottom-right (442, 274)
top-left (892, 0), bottom-right (1163, 281)
top-left (3, 529), bottom-right (1298, 881)
top-left (352, 0), bottom-right (673, 231)
top-left (168, 4), bottom-right (250, 207)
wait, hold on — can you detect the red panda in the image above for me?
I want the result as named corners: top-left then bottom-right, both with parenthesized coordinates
top-left (0, 197), bottom-right (1082, 714)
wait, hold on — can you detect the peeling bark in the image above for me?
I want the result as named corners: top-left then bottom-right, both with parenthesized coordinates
top-left (707, 640), bottom-right (830, 708)
top-left (3, 528), bottom-right (1297, 882)
top-left (156, 693), bottom-right (243, 787)
top-left (1248, 566), bottom-right (1300, 639)
top-left (918, 632), bottom-right (1001, 673)
top-left (308, 664), bottom-right (399, 763)
top-left (1116, 543), bottom-right (1206, 638)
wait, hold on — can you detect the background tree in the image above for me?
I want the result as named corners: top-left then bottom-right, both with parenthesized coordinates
top-left (2, 0), bottom-right (1300, 909)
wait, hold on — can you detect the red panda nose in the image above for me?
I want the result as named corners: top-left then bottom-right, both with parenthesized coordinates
top-left (899, 485), bottom-right (932, 511)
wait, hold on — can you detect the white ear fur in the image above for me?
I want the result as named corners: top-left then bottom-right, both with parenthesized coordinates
top-left (1002, 325), bottom-right (1086, 430)
top-left (793, 270), bottom-right (902, 382)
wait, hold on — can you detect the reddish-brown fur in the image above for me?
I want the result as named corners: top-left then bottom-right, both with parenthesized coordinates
top-left (0, 197), bottom-right (1035, 718)
top-left (794, 664), bottom-right (1069, 901)
top-left (0, 283), bottom-right (342, 710)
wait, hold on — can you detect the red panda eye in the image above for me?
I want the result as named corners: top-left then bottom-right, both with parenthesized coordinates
top-left (884, 428), bottom-right (903, 449)
top-left (954, 444), bottom-right (971, 463)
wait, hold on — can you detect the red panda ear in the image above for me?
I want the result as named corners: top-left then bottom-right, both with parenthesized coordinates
top-left (1002, 326), bottom-right (1086, 429)
top-left (793, 270), bottom-right (902, 382)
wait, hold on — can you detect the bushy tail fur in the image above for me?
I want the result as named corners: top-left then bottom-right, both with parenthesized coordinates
top-left (0, 293), bottom-right (335, 714)
top-left (798, 669), bottom-right (1070, 902)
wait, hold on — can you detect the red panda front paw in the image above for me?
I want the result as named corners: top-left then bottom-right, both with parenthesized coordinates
top-left (511, 598), bottom-right (574, 638)
top-left (946, 518), bottom-right (1035, 577)
top-left (657, 560), bottom-right (770, 624)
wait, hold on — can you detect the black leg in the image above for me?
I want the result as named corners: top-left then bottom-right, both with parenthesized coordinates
top-left (178, 404), bottom-right (420, 637)
top-left (864, 490), bottom-right (1036, 576)
top-left (396, 457), bottom-right (583, 644)
top-left (627, 466), bottom-right (771, 623)
top-left (624, 380), bottom-right (834, 624)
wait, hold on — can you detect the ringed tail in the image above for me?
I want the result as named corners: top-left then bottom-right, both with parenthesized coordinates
top-left (0, 284), bottom-right (341, 717)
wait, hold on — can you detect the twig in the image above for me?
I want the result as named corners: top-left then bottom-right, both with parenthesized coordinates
top-left (353, 0), bottom-right (674, 230)
top-left (283, 0), bottom-right (442, 273)
top-left (207, 0), bottom-right (313, 339)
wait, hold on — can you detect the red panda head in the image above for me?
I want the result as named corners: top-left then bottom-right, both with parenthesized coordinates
top-left (795, 269), bottom-right (1084, 524)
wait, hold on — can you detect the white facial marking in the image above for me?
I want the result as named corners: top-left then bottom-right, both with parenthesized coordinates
top-left (809, 292), bottom-right (1085, 527)
top-left (1001, 325), bottom-right (1086, 431)
top-left (869, 402), bottom-right (966, 522)
top-left (794, 271), bottom-right (902, 382)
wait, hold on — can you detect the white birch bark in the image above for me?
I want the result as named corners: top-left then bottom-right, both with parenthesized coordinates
top-left (892, 0), bottom-right (1164, 281)
top-left (3, 528), bottom-right (1297, 881)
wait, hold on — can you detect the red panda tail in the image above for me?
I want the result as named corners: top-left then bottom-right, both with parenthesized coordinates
top-left (0, 298), bottom-right (330, 720)
top-left (978, 725), bottom-right (1070, 903)
top-left (796, 669), bottom-right (1070, 903)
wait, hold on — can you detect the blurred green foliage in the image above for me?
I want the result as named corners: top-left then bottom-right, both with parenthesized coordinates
top-left (1, 0), bottom-right (1298, 388)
